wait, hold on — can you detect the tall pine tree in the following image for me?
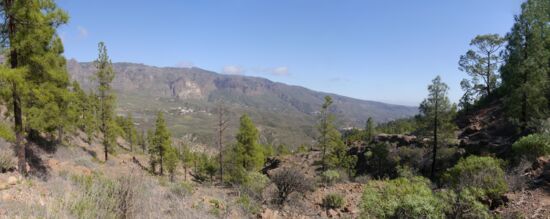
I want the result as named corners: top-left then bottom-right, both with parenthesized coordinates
top-left (94, 42), bottom-right (116, 161)
top-left (458, 34), bottom-right (505, 98)
top-left (317, 96), bottom-right (343, 170)
top-left (0, 0), bottom-right (68, 174)
top-left (418, 76), bottom-right (457, 179)
top-left (501, 0), bottom-right (550, 130)
top-left (151, 112), bottom-right (171, 175)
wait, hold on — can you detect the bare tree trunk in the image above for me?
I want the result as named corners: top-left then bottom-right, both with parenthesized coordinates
top-left (103, 120), bottom-right (108, 161)
top-left (217, 102), bottom-right (229, 183)
top-left (159, 148), bottom-right (164, 175)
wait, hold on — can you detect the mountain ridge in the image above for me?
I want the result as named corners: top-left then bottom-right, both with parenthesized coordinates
top-left (67, 59), bottom-right (417, 147)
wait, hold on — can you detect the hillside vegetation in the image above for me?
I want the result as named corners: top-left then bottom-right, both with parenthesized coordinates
top-left (0, 0), bottom-right (550, 219)
top-left (67, 61), bottom-right (417, 147)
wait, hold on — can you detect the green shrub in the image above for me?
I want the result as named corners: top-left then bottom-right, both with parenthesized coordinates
top-left (296, 144), bottom-right (308, 154)
top-left (236, 194), bottom-right (261, 215)
top-left (242, 171), bottom-right (270, 194)
top-left (322, 193), bottom-right (345, 209)
top-left (360, 176), bottom-right (444, 218)
top-left (444, 155), bottom-right (508, 201)
top-left (208, 199), bottom-right (224, 216)
top-left (512, 133), bottom-right (550, 160)
top-left (437, 188), bottom-right (491, 218)
top-left (321, 170), bottom-right (340, 185)
top-left (0, 122), bottom-right (15, 142)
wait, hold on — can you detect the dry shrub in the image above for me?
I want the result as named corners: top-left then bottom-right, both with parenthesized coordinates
top-left (506, 158), bottom-right (532, 191)
top-left (69, 172), bottom-right (144, 218)
top-left (0, 150), bottom-right (16, 172)
top-left (271, 167), bottom-right (313, 205)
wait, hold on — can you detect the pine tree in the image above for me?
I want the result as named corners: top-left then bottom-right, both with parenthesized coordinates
top-left (164, 146), bottom-right (179, 182)
top-left (178, 144), bottom-right (194, 181)
top-left (501, 0), bottom-right (550, 130)
top-left (234, 114), bottom-right (264, 171)
top-left (365, 117), bottom-right (375, 143)
top-left (71, 81), bottom-right (98, 143)
top-left (152, 112), bottom-right (171, 175)
top-left (459, 34), bottom-right (505, 97)
top-left (418, 76), bottom-right (457, 179)
top-left (147, 128), bottom-right (157, 172)
top-left (0, 0), bottom-right (68, 175)
top-left (458, 79), bottom-right (475, 113)
top-left (317, 96), bottom-right (343, 170)
top-left (94, 42), bottom-right (116, 161)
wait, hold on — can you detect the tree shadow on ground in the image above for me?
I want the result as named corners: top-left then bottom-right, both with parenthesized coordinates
top-left (25, 143), bottom-right (50, 180)
top-left (79, 146), bottom-right (98, 159)
top-left (27, 129), bottom-right (57, 154)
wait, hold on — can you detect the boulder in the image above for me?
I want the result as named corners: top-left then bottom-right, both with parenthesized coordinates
top-left (6, 176), bottom-right (17, 185)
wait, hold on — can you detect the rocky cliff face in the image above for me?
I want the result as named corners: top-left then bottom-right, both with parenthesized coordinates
top-left (67, 60), bottom-right (417, 146)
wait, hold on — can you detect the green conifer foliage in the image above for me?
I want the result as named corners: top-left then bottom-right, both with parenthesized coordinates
top-left (365, 117), bottom-right (375, 143)
top-left (151, 112), bottom-right (171, 175)
top-left (418, 76), bottom-right (457, 179)
top-left (234, 114), bottom-right (264, 172)
top-left (317, 96), bottom-right (345, 170)
top-left (0, 0), bottom-right (68, 174)
top-left (501, 0), bottom-right (550, 130)
top-left (94, 42), bottom-right (116, 161)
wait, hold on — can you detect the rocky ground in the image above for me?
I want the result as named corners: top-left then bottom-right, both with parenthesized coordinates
top-left (1, 98), bottom-right (550, 218)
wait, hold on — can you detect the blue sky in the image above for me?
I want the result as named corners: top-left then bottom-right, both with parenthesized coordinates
top-left (57, 0), bottom-right (524, 106)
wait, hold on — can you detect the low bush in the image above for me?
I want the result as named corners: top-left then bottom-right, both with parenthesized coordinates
top-left (443, 155), bottom-right (508, 202)
top-left (0, 150), bottom-right (16, 172)
top-left (437, 188), bottom-right (492, 218)
top-left (360, 176), bottom-right (445, 218)
top-left (170, 181), bottom-right (194, 197)
top-left (208, 199), bottom-right (224, 216)
top-left (322, 193), bottom-right (344, 209)
top-left (0, 122), bottom-right (15, 142)
top-left (321, 169), bottom-right (340, 185)
top-left (69, 173), bottom-right (143, 218)
top-left (512, 133), bottom-right (550, 160)
top-left (233, 171), bottom-right (271, 201)
top-left (271, 167), bottom-right (313, 205)
top-left (236, 194), bottom-right (262, 215)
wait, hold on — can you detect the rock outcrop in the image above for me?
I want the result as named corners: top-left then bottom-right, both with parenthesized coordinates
top-left (456, 100), bottom-right (519, 156)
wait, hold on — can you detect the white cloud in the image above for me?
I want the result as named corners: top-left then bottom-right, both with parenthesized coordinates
top-left (222, 65), bottom-right (244, 75)
top-left (176, 60), bottom-right (194, 68)
top-left (77, 26), bottom-right (88, 38)
top-left (271, 66), bottom-right (289, 76)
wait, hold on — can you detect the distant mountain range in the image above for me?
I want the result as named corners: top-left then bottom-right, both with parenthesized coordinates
top-left (67, 60), bottom-right (417, 147)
